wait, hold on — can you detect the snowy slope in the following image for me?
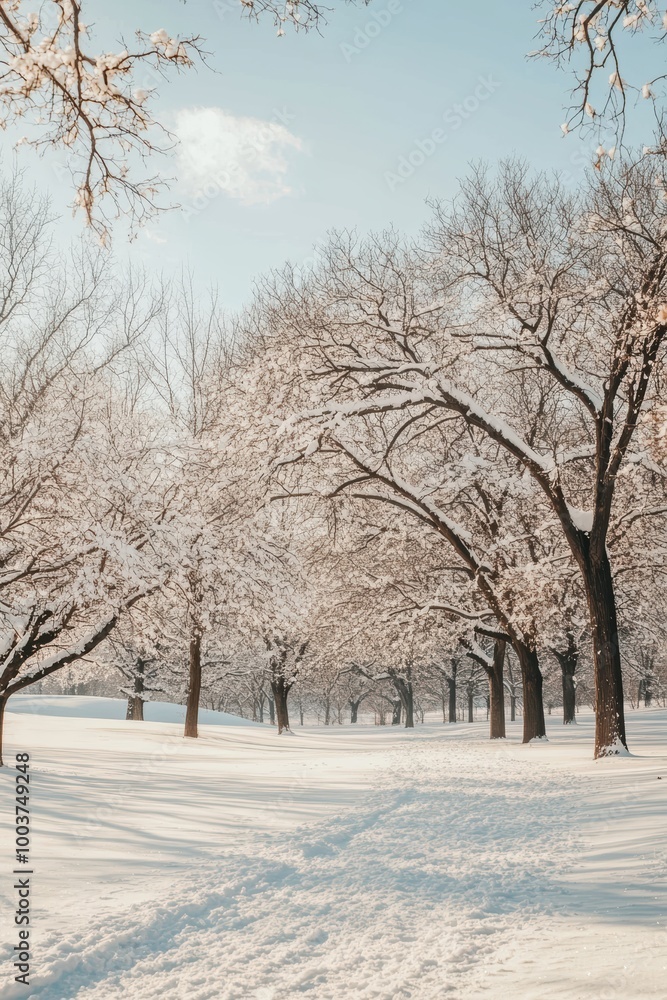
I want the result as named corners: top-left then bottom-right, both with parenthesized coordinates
top-left (0, 703), bottom-right (665, 999)
top-left (6, 694), bottom-right (262, 727)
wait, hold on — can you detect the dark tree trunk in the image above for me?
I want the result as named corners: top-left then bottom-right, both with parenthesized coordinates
top-left (392, 677), bottom-right (414, 728)
top-left (271, 676), bottom-right (291, 734)
top-left (126, 658), bottom-right (145, 722)
top-left (268, 696), bottom-right (275, 725)
top-left (299, 706), bottom-right (304, 726)
top-left (127, 695), bottom-right (144, 721)
top-left (582, 548), bottom-right (627, 756)
top-left (324, 697), bottom-right (331, 725)
top-left (0, 693), bottom-right (7, 766)
top-left (184, 632), bottom-right (202, 739)
top-left (562, 668), bottom-right (576, 725)
top-left (553, 633), bottom-right (578, 725)
top-left (467, 690), bottom-right (474, 723)
top-left (447, 667), bottom-right (457, 723)
top-left (488, 639), bottom-right (506, 739)
top-left (391, 698), bottom-right (402, 725)
top-left (350, 699), bottom-right (360, 723)
top-left (510, 695), bottom-right (516, 722)
top-left (402, 687), bottom-right (414, 728)
top-left (514, 640), bottom-right (545, 742)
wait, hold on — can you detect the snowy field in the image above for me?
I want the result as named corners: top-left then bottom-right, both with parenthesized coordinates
top-left (0, 698), bottom-right (665, 1000)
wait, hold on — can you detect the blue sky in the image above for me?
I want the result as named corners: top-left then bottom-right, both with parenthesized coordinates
top-left (7, 1), bottom-right (645, 308)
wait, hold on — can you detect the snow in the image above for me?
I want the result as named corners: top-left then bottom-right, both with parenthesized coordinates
top-left (5, 695), bottom-right (261, 727)
top-left (1, 699), bottom-right (666, 999)
top-left (566, 504), bottom-right (594, 533)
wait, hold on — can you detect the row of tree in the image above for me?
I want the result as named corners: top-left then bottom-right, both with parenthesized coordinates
top-left (1, 149), bottom-right (666, 760)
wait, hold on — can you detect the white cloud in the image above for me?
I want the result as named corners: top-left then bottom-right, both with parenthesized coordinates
top-left (174, 107), bottom-right (303, 206)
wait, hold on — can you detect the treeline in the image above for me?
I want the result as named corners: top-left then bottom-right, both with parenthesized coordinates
top-left (1, 157), bottom-right (667, 761)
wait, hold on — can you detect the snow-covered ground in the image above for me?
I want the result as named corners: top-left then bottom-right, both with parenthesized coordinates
top-left (0, 698), bottom-right (665, 999)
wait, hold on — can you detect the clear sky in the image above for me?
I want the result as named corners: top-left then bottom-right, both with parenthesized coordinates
top-left (5, 0), bottom-right (646, 308)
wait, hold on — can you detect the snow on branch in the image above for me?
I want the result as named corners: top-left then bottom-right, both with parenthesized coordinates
top-left (0, 1), bottom-right (205, 239)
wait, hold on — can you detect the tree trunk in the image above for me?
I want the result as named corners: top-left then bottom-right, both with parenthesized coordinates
top-left (0, 693), bottom-right (7, 766)
top-left (514, 639), bottom-right (545, 742)
top-left (324, 697), bottom-right (331, 725)
top-left (644, 674), bottom-right (653, 708)
top-left (271, 677), bottom-right (291, 734)
top-left (127, 695), bottom-right (144, 721)
top-left (553, 634), bottom-right (578, 725)
top-left (350, 699), bottom-right (360, 723)
top-left (401, 686), bottom-right (414, 728)
top-left (184, 632), bottom-right (202, 739)
top-left (510, 695), bottom-right (516, 722)
top-left (268, 696), bottom-right (275, 725)
top-left (582, 549), bottom-right (627, 756)
top-left (126, 658), bottom-right (145, 722)
top-left (447, 669), bottom-right (457, 723)
top-left (562, 669), bottom-right (576, 725)
top-left (488, 639), bottom-right (506, 739)
top-left (467, 690), bottom-right (473, 723)
top-left (391, 698), bottom-right (402, 725)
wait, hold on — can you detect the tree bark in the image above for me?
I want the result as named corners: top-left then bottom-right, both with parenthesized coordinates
top-left (350, 699), bottom-right (360, 723)
top-left (448, 662), bottom-right (457, 723)
top-left (126, 658), bottom-right (145, 722)
top-left (552, 634), bottom-right (578, 725)
top-left (467, 689), bottom-right (474, 723)
top-left (488, 639), bottom-right (506, 739)
top-left (402, 687), bottom-right (414, 728)
top-left (184, 632), bottom-right (202, 739)
top-left (562, 667), bottom-right (576, 725)
top-left (644, 677), bottom-right (653, 708)
top-left (582, 549), bottom-right (627, 756)
top-left (391, 698), bottom-right (402, 725)
top-left (127, 695), bottom-right (144, 721)
top-left (510, 695), bottom-right (516, 722)
top-left (271, 676), bottom-right (291, 734)
top-left (0, 693), bottom-right (7, 766)
top-left (268, 696), bottom-right (275, 725)
top-left (514, 639), bottom-right (546, 742)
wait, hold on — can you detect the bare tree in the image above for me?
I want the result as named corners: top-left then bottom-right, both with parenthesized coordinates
top-left (534, 0), bottom-right (667, 155)
top-left (0, 1), bottom-right (206, 239)
top-left (425, 158), bottom-right (667, 754)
